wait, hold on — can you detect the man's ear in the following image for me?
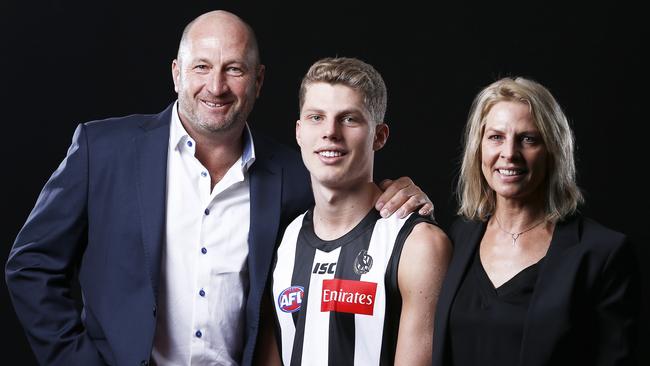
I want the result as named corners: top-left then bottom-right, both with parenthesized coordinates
top-left (373, 123), bottom-right (389, 151)
top-left (255, 64), bottom-right (266, 98)
top-left (295, 119), bottom-right (302, 147)
top-left (172, 59), bottom-right (180, 93)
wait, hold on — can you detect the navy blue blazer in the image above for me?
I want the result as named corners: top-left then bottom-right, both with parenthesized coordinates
top-left (5, 104), bottom-right (312, 365)
top-left (432, 215), bottom-right (640, 366)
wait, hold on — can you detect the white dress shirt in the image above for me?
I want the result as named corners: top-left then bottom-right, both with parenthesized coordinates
top-left (152, 102), bottom-right (255, 365)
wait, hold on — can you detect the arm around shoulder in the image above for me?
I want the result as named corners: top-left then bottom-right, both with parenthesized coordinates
top-left (394, 222), bottom-right (452, 366)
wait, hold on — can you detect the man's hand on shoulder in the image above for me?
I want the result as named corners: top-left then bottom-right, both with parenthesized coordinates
top-left (375, 177), bottom-right (434, 219)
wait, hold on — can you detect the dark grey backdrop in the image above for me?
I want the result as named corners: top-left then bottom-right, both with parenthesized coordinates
top-left (2, 1), bottom-right (647, 364)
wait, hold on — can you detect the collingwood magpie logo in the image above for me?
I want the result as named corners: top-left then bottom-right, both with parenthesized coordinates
top-left (353, 249), bottom-right (373, 275)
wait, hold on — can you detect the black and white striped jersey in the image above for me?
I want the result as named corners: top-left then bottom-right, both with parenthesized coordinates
top-left (271, 208), bottom-right (434, 365)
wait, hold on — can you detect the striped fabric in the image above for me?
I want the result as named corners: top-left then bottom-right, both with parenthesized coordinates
top-left (272, 209), bottom-right (432, 365)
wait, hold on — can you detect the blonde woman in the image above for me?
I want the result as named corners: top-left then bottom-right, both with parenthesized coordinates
top-left (432, 77), bottom-right (639, 366)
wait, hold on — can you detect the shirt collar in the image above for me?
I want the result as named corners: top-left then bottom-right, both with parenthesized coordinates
top-left (170, 101), bottom-right (256, 171)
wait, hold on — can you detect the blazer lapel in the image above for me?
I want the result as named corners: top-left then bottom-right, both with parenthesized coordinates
top-left (433, 219), bottom-right (486, 364)
top-left (134, 105), bottom-right (172, 301)
top-left (248, 139), bottom-right (282, 299)
top-left (520, 216), bottom-right (581, 366)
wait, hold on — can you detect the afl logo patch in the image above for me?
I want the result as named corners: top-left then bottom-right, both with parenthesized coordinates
top-left (278, 286), bottom-right (304, 313)
top-left (353, 249), bottom-right (373, 275)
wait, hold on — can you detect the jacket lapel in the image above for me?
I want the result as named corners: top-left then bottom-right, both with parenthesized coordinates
top-left (247, 136), bottom-right (282, 299)
top-left (433, 219), bottom-right (486, 364)
top-left (134, 105), bottom-right (172, 301)
top-left (520, 216), bottom-right (581, 365)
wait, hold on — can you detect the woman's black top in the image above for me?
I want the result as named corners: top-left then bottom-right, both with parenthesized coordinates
top-left (449, 249), bottom-right (544, 366)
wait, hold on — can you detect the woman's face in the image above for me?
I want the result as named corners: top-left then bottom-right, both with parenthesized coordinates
top-left (481, 101), bottom-right (548, 203)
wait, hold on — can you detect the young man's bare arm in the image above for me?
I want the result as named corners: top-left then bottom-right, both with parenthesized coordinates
top-left (394, 223), bottom-right (452, 365)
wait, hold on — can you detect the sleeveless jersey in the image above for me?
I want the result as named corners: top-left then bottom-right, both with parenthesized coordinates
top-left (272, 208), bottom-right (434, 365)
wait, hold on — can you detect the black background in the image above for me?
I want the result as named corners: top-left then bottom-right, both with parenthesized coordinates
top-left (2, 1), bottom-right (648, 364)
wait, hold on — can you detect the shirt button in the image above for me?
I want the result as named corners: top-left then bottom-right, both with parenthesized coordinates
top-left (153, 306), bottom-right (157, 317)
top-left (201, 171), bottom-right (208, 177)
top-left (195, 330), bottom-right (202, 338)
top-left (199, 289), bottom-right (205, 297)
top-left (201, 247), bottom-right (207, 254)
top-left (141, 360), bottom-right (149, 366)
top-left (204, 208), bottom-right (210, 215)
top-left (187, 140), bottom-right (193, 147)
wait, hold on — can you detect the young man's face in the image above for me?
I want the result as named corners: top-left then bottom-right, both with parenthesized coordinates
top-left (296, 82), bottom-right (388, 190)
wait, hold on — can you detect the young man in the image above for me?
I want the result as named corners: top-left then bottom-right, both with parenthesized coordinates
top-left (269, 58), bottom-right (452, 365)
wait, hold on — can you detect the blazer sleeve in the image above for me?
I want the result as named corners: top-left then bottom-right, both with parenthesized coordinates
top-left (594, 235), bottom-right (640, 366)
top-left (5, 124), bottom-right (106, 365)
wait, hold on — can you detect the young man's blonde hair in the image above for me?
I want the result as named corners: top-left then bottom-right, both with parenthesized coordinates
top-left (298, 57), bottom-right (387, 124)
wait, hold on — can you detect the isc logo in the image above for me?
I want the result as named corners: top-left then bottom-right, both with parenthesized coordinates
top-left (312, 262), bottom-right (337, 274)
top-left (278, 286), bottom-right (304, 313)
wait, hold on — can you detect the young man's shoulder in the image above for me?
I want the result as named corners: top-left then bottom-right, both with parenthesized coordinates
top-left (406, 219), bottom-right (451, 254)
top-left (409, 221), bottom-right (449, 244)
top-left (399, 215), bottom-right (452, 273)
top-left (390, 213), bottom-right (446, 241)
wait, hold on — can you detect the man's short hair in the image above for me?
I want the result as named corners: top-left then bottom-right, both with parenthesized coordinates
top-left (299, 57), bottom-right (387, 124)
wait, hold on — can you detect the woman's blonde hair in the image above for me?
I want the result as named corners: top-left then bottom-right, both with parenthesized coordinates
top-left (457, 77), bottom-right (583, 221)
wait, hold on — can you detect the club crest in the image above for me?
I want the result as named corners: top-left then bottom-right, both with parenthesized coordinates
top-left (353, 249), bottom-right (373, 275)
